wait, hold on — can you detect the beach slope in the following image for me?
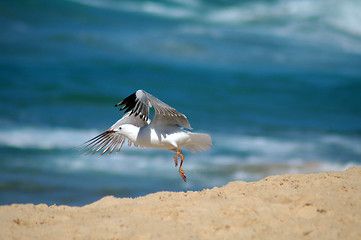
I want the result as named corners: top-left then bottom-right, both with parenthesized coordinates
top-left (1, 167), bottom-right (360, 240)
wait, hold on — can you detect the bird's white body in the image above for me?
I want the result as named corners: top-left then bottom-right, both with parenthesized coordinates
top-left (121, 124), bottom-right (189, 149)
top-left (119, 123), bottom-right (211, 153)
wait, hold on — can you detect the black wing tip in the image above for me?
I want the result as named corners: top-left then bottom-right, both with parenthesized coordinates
top-left (115, 92), bottom-right (137, 110)
top-left (114, 92), bottom-right (150, 121)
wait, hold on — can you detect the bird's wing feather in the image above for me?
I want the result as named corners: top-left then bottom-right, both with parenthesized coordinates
top-left (115, 90), bottom-right (192, 129)
top-left (82, 112), bottom-right (146, 155)
top-left (82, 129), bottom-right (127, 155)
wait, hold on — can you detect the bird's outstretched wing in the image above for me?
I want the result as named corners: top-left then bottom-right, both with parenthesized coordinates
top-left (115, 90), bottom-right (192, 129)
top-left (82, 112), bottom-right (148, 155)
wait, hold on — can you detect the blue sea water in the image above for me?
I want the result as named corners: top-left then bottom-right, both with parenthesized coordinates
top-left (1, 0), bottom-right (361, 206)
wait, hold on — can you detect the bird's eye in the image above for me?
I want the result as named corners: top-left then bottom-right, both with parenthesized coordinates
top-left (119, 127), bottom-right (122, 129)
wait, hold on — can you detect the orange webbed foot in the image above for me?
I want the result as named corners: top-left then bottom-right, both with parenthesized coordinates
top-left (179, 168), bottom-right (187, 182)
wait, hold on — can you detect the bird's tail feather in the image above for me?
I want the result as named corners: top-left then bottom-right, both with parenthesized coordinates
top-left (185, 133), bottom-right (212, 153)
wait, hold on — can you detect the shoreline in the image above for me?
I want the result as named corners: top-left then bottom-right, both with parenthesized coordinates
top-left (1, 167), bottom-right (360, 239)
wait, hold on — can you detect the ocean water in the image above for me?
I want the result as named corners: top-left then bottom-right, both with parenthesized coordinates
top-left (1, 0), bottom-right (361, 206)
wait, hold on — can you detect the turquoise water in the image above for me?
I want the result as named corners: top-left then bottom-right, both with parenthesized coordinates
top-left (1, 0), bottom-right (361, 206)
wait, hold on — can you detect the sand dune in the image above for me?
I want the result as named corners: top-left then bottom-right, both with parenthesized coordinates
top-left (1, 167), bottom-right (360, 239)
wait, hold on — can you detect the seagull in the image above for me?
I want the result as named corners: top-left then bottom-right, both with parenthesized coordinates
top-left (83, 90), bottom-right (212, 182)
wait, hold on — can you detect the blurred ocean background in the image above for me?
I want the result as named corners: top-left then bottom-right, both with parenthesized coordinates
top-left (1, 0), bottom-right (361, 206)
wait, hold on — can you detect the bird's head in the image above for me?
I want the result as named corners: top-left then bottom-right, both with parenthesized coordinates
top-left (116, 124), bottom-right (139, 138)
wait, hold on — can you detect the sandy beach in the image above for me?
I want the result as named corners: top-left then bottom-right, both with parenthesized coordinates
top-left (1, 166), bottom-right (360, 240)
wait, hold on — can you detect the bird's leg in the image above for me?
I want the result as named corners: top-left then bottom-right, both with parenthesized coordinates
top-left (173, 152), bottom-right (179, 167)
top-left (175, 147), bottom-right (186, 182)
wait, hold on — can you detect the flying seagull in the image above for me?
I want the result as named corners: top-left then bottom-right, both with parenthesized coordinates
top-left (83, 90), bottom-right (212, 182)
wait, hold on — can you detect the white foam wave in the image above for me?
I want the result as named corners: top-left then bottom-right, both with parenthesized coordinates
top-left (54, 154), bottom-right (175, 176)
top-left (202, 0), bottom-right (361, 53)
top-left (215, 135), bottom-right (313, 162)
top-left (1, 126), bottom-right (360, 182)
top-left (0, 127), bottom-right (101, 149)
top-left (321, 135), bottom-right (361, 154)
top-left (0, 127), bottom-right (160, 152)
top-left (71, 0), bottom-right (196, 19)
top-left (1, 127), bottom-right (360, 160)
top-left (216, 133), bottom-right (361, 162)
top-left (71, 0), bottom-right (361, 39)
top-left (66, 0), bottom-right (361, 59)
